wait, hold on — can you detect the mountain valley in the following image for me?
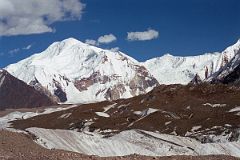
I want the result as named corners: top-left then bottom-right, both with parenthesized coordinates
top-left (1, 38), bottom-right (240, 159)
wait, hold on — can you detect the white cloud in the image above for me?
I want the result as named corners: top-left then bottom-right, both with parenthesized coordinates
top-left (110, 47), bottom-right (120, 52)
top-left (85, 34), bottom-right (117, 46)
top-left (0, 0), bottom-right (85, 36)
top-left (7, 44), bottom-right (33, 56)
top-left (98, 34), bottom-right (117, 44)
top-left (127, 29), bottom-right (159, 41)
top-left (85, 39), bottom-right (97, 46)
top-left (8, 48), bottom-right (20, 54)
top-left (8, 48), bottom-right (20, 56)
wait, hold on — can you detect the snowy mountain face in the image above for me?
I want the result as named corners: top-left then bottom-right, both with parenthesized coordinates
top-left (143, 40), bottom-right (240, 84)
top-left (208, 40), bottom-right (240, 84)
top-left (0, 69), bottom-right (55, 110)
top-left (6, 38), bottom-right (158, 104)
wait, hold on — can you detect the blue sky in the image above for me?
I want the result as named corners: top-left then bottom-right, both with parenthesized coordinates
top-left (0, 0), bottom-right (240, 68)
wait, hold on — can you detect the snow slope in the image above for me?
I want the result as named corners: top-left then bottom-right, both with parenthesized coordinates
top-left (6, 38), bottom-right (158, 104)
top-left (27, 127), bottom-right (240, 157)
top-left (143, 40), bottom-right (240, 84)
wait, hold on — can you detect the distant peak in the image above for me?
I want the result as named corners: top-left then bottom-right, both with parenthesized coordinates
top-left (48, 37), bottom-right (86, 51)
top-left (223, 39), bottom-right (240, 53)
top-left (163, 53), bottom-right (173, 57)
top-left (236, 39), bottom-right (240, 45)
top-left (61, 37), bottom-right (82, 44)
top-left (232, 39), bottom-right (240, 46)
top-left (230, 39), bottom-right (240, 47)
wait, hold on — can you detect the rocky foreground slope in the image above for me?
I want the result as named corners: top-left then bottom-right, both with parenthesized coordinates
top-left (0, 69), bottom-right (56, 110)
top-left (12, 83), bottom-right (240, 142)
top-left (9, 83), bottom-right (240, 157)
top-left (0, 130), bottom-right (239, 160)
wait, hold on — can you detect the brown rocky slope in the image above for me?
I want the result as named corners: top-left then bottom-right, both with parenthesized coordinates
top-left (11, 83), bottom-right (240, 143)
top-left (0, 69), bottom-right (56, 110)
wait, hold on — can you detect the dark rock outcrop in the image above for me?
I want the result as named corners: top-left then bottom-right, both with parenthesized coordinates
top-left (189, 74), bottom-right (203, 85)
top-left (0, 69), bottom-right (56, 110)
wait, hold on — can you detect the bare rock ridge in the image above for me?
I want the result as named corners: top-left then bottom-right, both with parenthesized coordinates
top-left (0, 69), bottom-right (56, 110)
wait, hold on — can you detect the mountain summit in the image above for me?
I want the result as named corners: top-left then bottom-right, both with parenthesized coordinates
top-left (6, 38), bottom-right (159, 103)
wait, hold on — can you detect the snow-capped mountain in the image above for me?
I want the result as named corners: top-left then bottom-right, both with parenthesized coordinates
top-left (6, 38), bottom-right (158, 104)
top-left (5, 38), bottom-right (240, 104)
top-left (0, 69), bottom-right (55, 110)
top-left (143, 40), bottom-right (240, 84)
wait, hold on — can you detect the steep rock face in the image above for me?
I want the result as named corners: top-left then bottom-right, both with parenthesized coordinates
top-left (221, 64), bottom-right (240, 84)
top-left (0, 69), bottom-right (56, 110)
top-left (6, 38), bottom-right (158, 104)
top-left (189, 74), bottom-right (203, 85)
top-left (143, 40), bottom-right (240, 84)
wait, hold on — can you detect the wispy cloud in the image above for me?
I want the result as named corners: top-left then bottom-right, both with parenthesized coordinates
top-left (110, 47), bottom-right (120, 52)
top-left (98, 34), bottom-right (117, 44)
top-left (85, 39), bottom-right (97, 46)
top-left (23, 44), bottom-right (32, 50)
top-left (85, 34), bottom-right (117, 46)
top-left (6, 44), bottom-right (33, 56)
top-left (127, 29), bottom-right (159, 41)
top-left (0, 0), bottom-right (85, 36)
top-left (8, 48), bottom-right (20, 55)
